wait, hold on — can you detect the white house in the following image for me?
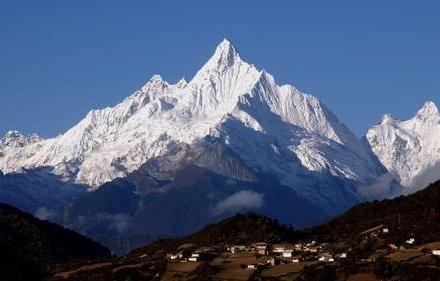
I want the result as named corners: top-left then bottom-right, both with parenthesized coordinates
top-left (253, 242), bottom-right (267, 255)
top-left (282, 251), bottom-right (292, 258)
top-left (406, 238), bottom-right (415, 245)
top-left (273, 243), bottom-right (294, 254)
top-left (432, 250), bottom-right (440, 256)
top-left (188, 257), bottom-right (198, 262)
top-left (383, 228), bottom-right (389, 233)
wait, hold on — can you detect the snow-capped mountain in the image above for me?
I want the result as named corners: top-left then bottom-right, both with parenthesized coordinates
top-left (0, 39), bottom-right (384, 211)
top-left (365, 101), bottom-right (440, 193)
top-left (0, 131), bottom-right (42, 155)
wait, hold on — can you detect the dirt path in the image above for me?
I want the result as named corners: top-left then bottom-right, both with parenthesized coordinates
top-left (54, 262), bottom-right (113, 279)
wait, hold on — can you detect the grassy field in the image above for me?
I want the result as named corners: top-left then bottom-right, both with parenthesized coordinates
top-left (160, 261), bottom-right (201, 281)
top-left (419, 241), bottom-right (440, 250)
top-left (260, 263), bottom-right (305, 278)
top-left (210, 253), bottom-right (258, 281)
top-left (387, 249), bottom-right (424, 262)
top-left (346, 273), bottom-right (380, 281)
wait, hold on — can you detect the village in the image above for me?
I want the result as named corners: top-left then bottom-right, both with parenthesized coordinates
top-left (160, 239), bottom-right (345, 280)
top-left (159, 225), bottom-right (440, 280)
top-left (166, 240), bottom-right (347, 267)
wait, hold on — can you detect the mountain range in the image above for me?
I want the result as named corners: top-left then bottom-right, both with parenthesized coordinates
top-left (0, 39), bottom-right (439, 249)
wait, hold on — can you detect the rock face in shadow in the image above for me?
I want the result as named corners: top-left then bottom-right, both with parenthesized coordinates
top-left (64, 141), bottom-right (330, 254)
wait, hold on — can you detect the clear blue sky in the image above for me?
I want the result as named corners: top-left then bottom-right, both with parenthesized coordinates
top-left (1, 0), bottom-right (439, 137)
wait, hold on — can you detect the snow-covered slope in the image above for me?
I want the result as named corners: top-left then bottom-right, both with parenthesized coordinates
top-left (365, 102), bottom-right (440, 193)
top-left (0, 131), bottom-right (42, 156)
top-left (0, 40), bottom-right (383, 209)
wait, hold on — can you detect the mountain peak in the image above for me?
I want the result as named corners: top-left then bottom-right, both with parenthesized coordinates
top-left (416, 101), bottom-right (439, 122)
top-left (148, 74), bottom-right (166, 84)
top-left (175, 77), bottom-right (188, 89)
top-left (0, 130), bottom-right (42, 149)
top-left (5, 130), bottom-right (24, 138)
top-left (141, 74), bottom-right (169, 92)
top-left (380, 114), bottom-right (396, 125)
top-left (217, 38), bottom-right (236, 52)
top-left (207, 39), bottom-right (240, 69)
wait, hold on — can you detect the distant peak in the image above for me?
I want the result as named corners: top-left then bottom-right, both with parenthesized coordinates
top-left (1, 130), bottom-right (42, 148)
top-left (416, 101), bottom-right (439, 122)
top-left (175, 77), bottom-right (188, 89)
top-left (380, 114), bottom-right (396, 125)
top-left (142, 74), bottom-right (169, 91)
top-left (257, 69), bottom-right (276, 86)
top-left (149, 74), bottom-right (165, 83)
top-left (5, 130), bottom-right (23, 138)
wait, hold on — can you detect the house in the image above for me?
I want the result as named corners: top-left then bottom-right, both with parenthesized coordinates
top-left (292, 259), bottom-right (300, 263)
top-left (383, 228), bottom-right (389, 233)
top-left (167, 251), bottom-right (184, 261)
top-left (230, 245), bottom-right (247, 254)
top-left (339, 253), bottom-right (347, 258)
top-left (406, 238), bottom-right (415, 245)
top-left (188, 253), bottom-right (200, 262)
top-left (246, 264), bottom-right (257, 270)
top-left (282, 250), bottom-right (293, 258)
top-left (318, 253), bottom-right (333, 262)
top-left (432, 250), bottom-right (440, 256)
top-left (272, 243), bottom-right (293, 253)
top-left (251, 242), bottom-right (267, 255)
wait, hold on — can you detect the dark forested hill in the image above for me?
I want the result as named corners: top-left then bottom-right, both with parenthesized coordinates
top-left (0, 203), bottom-right (111, 281)
top-left (130, 212), bottom-right (304, 257)
top-left (309, 180), bottom-right (440, 244)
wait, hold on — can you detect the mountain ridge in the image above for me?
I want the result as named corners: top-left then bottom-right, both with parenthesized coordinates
top-left (0, 39), bottom-right (385, 215)
top-left (365, 101), bottom-right (440, 195)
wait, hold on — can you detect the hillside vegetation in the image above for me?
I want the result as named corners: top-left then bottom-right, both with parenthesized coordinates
top-left (0, 203), bottom-right (111, 281)
top-left (309, 180), bottom-right (440, 244)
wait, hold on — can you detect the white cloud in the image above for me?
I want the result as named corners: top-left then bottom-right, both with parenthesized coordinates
top-left (357, 172), bottom-right (397, 200)
top-left (34, 206), bottom-right (58, 221)
top-left (212, 190), bottom-right (264, 215)
top-left (97, 213), bottom-right (133, 234)
top-left (407, 160), bottom-right (440, 193)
